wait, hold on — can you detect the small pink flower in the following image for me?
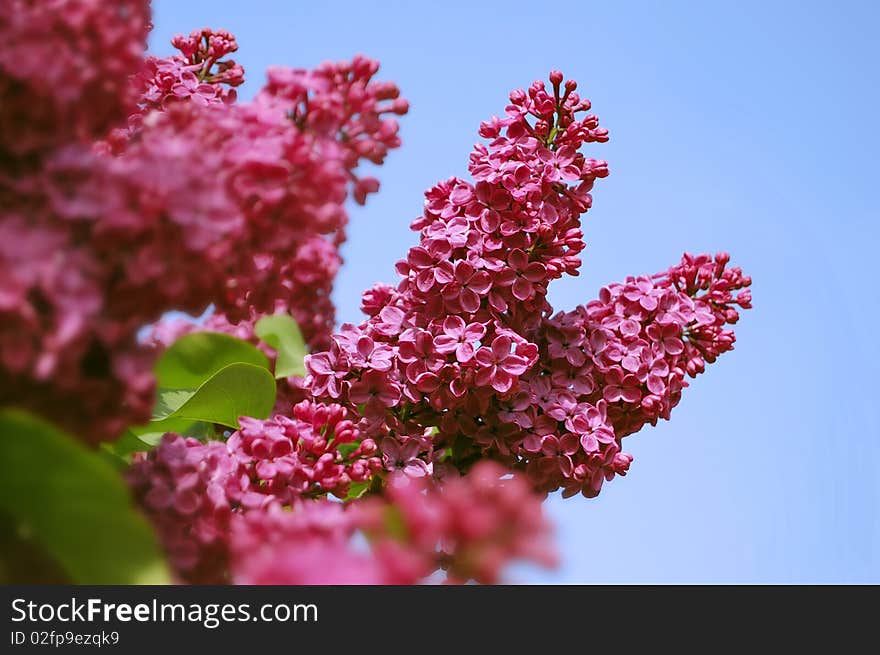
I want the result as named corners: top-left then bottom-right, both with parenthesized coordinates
top-left (382, 438), bottom-right (432, 478)
top-left (349, 370), bottom-right (401, 408)
top-left (647, 322), bottom-right (685, 356)
top-left (495, 249), bottom-right (547, 301)
top-left (304, 344), bottom-right (347, 398)
top-left (497, 389), bottom-right (533, 428)
top-left (539, 146), bottom-right (581, 182)
top-left (474, 334), bottom-right (531, 393)
top-left (398, 329), bottom-right (444, 382)
top-left (349, 335), bottom-right (395, 372)
top-left (645, 358), bottom-right (670, 395)
top-left (374, 305), bottom-right (406, 336)
top-left (433, 316), bottom-right (486, 363)
top-left (539, 433), bottom-right (580, 477)
top-left (546, 323), bottom-right (587, 367)
top-left (602, 368), bottom-right (642, 404)
top-left (441, 260), bottom-right (492, 313)
top-left (501, 163), bottom-right (541, 201)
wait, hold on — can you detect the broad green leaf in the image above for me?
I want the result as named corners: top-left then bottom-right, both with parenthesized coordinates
top-left (132, 419), bottom-right (214, 443)
top-left (121, 333), bottom-right (277, 445)
top-left (382, 505), bottom-right (409, 541)
top-left (153, 389), bottom-right (195, 417)
top-left (152, 362), bottom-right (276, 428)
top-left (97, 444), bottom-right (130, 472)
top-left (0, 409), bottom-right (171, 585)
top-left (254, 313), bottom-right (308, 378)
top-left (337, 442), bottom-right (360, 459)
top-left (113, 419), bottom-right (213, 457)
top-left (155, 332), bottom-right (270, 389)
top-left (345, 480), bottom-right (371, 501)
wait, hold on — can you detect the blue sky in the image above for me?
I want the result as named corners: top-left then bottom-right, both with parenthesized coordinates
top-left (152, 0), bottom-right (879, 582)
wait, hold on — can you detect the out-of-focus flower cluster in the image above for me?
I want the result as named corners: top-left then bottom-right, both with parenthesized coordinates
top-left (0, 2), bottom-right (406, 443)
top-left (303, 71), bottom-right (752, 500)
top-left (231, 460), bottom-right (554, 585)
top-left (128, 400), bottom-right (384, 582)
top-left (130, 420), bottom-right (552, 584)
top-left (3, 5), bottom-right (751, 586)
top-left (0, 0), bottom-right (152, 163)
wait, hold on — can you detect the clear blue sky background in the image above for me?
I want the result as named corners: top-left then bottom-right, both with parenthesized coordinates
top-left (152, 0), bottom-right (879, 583)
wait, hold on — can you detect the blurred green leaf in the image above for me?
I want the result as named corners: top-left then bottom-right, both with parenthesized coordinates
top-left (345, 480), bottom-right (371, 501)
top-left (155, 332), bottom-right (270, 389)
top-left (152, 363), bottom-right (276, 429)
top-left (0, 409), bottom-right (171, 585)
top-left (382, 505), bottom-right (409, 541)
top-left (254, 314), bottom-right (308, 378)
top-left (113, 419), bottom-right (213, 457)
top-left (337, 442), bottom-right (360, 458)
top-left (119, 333), bottom-right (277, 449)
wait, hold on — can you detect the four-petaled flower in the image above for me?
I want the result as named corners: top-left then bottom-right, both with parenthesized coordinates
top-left (349, 370), bottom-right (401, 408)
top-left (398, 329), bottom-right (445, 382)
top-left (496, 249), bottom-right (548, 301)
top-left (439, 260), bottom-right (492, 313)
top-left (474, 334), bottom-right (531, 392)
top-left (349, 335), bottom-right (395, 372)
top-left (433, 316), bottom-right (486, 362)
top-left (381, 438), bottom-right (432, 478)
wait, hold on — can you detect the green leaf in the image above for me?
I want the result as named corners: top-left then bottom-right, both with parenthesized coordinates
top-left (156, 332), bottom-right (270, 389)
top-left (108, 330), bottom-right (276, 462)
top-left (254, 313), bottom-right (308, 378)
top-left (337, 442), bottom-right (360, 459)
top-left (382, 505), bottom-right (409, 541)
top-left (152, 363), bottom-right (276, 429)
top-left (112, 419), bottom-right (213, 457)
top-left (122, 333), bottom-right (277, 443)
top-left (345, 480), bottom-right (371, 501)
top-left (97, 444), bottom-right (130, 471)
top-left (0, 409), bottom-right (171, 585)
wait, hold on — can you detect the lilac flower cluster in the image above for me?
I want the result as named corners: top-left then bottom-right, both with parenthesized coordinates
top-left (142, 28), bottom-right (245, 110)
top-left (3, 4), bottom-right (752, 585)
top-left (511, 252), bottom-right (752, 497)
top-left (0, 0), bottom-right (151, 163)
top-left (303, 73), bottom-right (752, 500)
top-left (128, 400), bottom-right (381, 582)
top-left (229, 461), bottom-right (554, 585)
top-left (0, 7), bottom-right (406, 442)
top-left (305, 73), bottom-right (608, 424)
top-left (371, 461), bottom-right (556, 584)
top-left (131, 419), bottom-right (551, 584)
top-left (131, 70), bottom-right (751, 584)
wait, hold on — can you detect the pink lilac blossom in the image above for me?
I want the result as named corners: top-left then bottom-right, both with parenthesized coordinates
top-left (133, 426), bottom-right (552, 584)
top-left (510, 251), bottom-right (752, 498)
top-left (303, 72), bottom-right (751, 502)
top-left (303, 71), bottom-right (609, 469)
top-left (129, 400), bottom-right (382, 582)
top-left (4, 10), bottom-right (751, 586)
top-left (229, 401), bottom-right (383, 504)
top-left (0, 0), bottom-right (151, 163)
top-left (127, 435), bottom-right (238, 584)
top-left (121, 52), bottom-right (406, 334)
top-left (128, 68), bottom-right (750, 584)
top-left (230, 461), bottom-right (553, 584)
top-left (229, 501), bottom-right (394, 584)
top-left (142, 28), bottom-right (244, 110)
top-left (374, 461), bottom-right (557, 584)
top-left (143, 48), bottom-right (411, 414)
top-left (1, 14), bottom-right (405, 442)
top-left (100, 27), bottom-right (245, 153)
